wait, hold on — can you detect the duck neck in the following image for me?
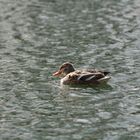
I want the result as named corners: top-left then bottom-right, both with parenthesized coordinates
top-left (69, 66), bottom-right (75, 73)
top-left (65, 66), bottom-right (75, 75)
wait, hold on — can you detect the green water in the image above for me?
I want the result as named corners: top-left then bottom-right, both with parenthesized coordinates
top-left (0, 0), bottom-right (140, 140)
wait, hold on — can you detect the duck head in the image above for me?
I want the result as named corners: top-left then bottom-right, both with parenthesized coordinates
top-left (53, 62), bottom-right (75, 77)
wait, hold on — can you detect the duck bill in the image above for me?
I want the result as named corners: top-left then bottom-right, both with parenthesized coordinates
top-left (53, 70), bottom-right (62, 77)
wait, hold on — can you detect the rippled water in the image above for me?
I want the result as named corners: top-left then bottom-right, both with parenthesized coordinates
top-left (0, 0), bottom-right (140, 139)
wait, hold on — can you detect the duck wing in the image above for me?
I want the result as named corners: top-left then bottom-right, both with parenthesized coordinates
top-left (85, 69), bottom-right (110, 76)
top-left (77, 73), bottom-right (104, 83)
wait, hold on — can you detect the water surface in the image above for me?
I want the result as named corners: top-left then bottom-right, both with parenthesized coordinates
top-left (0, 0), bottom-right (140, 140)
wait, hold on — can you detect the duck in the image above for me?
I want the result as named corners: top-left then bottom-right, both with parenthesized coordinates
top-left (53, 62), bottom-right (111, 85)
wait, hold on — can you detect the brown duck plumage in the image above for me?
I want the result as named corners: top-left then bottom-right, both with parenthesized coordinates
top-left (53, 62), bottom-right (111, 85)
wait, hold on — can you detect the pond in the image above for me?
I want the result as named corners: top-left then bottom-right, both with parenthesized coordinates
top-left (0, 0), bottom-right (140, 140)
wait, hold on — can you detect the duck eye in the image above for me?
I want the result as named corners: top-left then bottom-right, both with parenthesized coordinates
top-left (64, 68), bottom-right (68, 71)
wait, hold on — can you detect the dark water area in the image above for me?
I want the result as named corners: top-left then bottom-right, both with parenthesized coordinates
top-left (0, 0), bottom-right (140, 140)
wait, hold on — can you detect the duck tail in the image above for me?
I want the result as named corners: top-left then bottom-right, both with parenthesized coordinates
top-left (103, 71), bottom-right (110, 76)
